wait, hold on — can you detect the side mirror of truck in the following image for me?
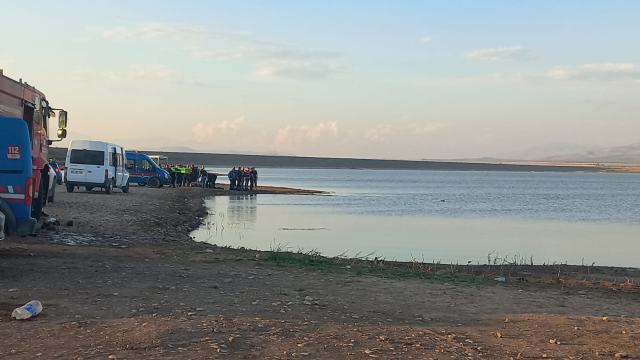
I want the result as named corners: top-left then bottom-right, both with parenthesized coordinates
top-left (57, 128), bottom-right (67, 139)
top-left (58, 111), bottom-right (68, 129)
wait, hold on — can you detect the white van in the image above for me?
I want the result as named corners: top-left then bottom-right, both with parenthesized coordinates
top-left (64, 140), bottom-right (130, 194)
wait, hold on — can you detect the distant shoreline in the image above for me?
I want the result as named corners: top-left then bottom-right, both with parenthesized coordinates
top-left (48, 147), bottom-right (640, 173)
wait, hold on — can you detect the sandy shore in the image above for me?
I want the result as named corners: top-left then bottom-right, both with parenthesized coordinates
top-left (0, 185), bottom-right (639, 359)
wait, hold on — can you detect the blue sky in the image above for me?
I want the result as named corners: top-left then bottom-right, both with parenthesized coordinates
top-left (1, 0), bottom-right (639, 159)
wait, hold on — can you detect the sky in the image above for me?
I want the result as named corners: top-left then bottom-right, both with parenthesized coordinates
top-left (1, 0), bottom-right (639, 160)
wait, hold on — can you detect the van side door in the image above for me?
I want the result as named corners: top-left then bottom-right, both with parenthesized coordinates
top-left (139, 158), bottom-right (156, 182)
top-left (120, 148), bottom-right (129, 185)
top-left (109, 147), bottom-right (118, 185)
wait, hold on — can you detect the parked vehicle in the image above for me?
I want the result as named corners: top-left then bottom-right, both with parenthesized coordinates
top-left (65, 140), bottom-right (130, 194)
top-left (49, 159), bottom-right (63, 185)
top-left (125, 152), bottom-right (171, 188)
top-left (0, 69), bottom-right (68, 225)
top-left (0, 117), bottom-right (39, 240)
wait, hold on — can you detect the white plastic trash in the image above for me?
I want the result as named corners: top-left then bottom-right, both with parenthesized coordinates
top-left (12, 300), bottom-right (43, 320)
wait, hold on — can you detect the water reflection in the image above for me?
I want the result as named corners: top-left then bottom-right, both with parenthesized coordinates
top-left (193, 195), bottom-right (258, 246)
top-left (191, 195), bottom-right (640, 267)
top-left (226, 195), bottom-right (258, 225)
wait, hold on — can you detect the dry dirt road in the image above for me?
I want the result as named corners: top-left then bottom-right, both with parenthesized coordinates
top-left (0, 186), bottom-right (639, 359)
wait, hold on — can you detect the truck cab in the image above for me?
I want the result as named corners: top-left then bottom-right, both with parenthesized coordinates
top-left (125, 152), bottom-right (171, 188)
top-left (0, 117), bottom-right (38, 239)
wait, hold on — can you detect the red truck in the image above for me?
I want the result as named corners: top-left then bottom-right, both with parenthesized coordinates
top-left (0, 69), bottom-right (68, 225)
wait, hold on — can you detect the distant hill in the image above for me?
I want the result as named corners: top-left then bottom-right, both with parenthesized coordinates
top-left (493, 143), bottom-right (599, 161)
top-left (542, 143), bottom-right (640, 163)
top-left (48, 147), bottom-right (604, 173)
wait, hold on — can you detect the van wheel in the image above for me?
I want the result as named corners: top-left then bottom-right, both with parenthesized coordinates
top-left (31, 180), bottom-right (45, 220)
top-left (105, 181), bottom-right (113, 195)
top-left (121, 181), bottom-right (130, 193)
top-left (85, 187), bottom-right (94, 192)
top-left (66, 185), bottom-right (74, 193)
top-left (138, 183), bottom-right (146, 187)
top-left (148, 177), bottom-right (161, 188)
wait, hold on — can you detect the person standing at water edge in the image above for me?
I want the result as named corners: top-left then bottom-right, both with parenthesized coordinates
top-left (199, 166), bottom-right (208, 188)
top-left (228, 167), bottom-right (236, 190)
top-left (175, 164), bottom-right (183, 187)
top-left (236, 167), bottom-right (243, 190)
top-left (250, 167), bottom-right (257, 190)
top-left (190, 165), bottom-right (199, 187)
top-left (244, 167), bottom-right (251, 190)
top-left (167, 165), bottom-right (176, 188)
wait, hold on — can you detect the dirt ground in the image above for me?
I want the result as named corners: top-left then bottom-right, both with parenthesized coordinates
top-left (1, 185), bottom-right (639, 359)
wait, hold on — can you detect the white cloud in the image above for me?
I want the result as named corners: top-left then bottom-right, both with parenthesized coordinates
top-left (421, 36), bottom-right (432, 43)
top-left (97, 23), bottom-right (346, 80)
top-left (256, 62), bottom-right (346, 81)
top-left (192, 117), bottom-right (245, 142)
top-left (99, 23), bottom-right (340, 62)
top-left (100, 22), bottom-right (227, 41)
top-left (275, 122), bottom-right (340, 147)
top-left (192, 46), bottom-right (340, 61)
top-left (103, 64), bottom-right (208, 86)
top-left (364, 123), bottom-right (445, 143)
top-left (547, 63), bottom-right (640, 82)
top-left (464, 46), bottom-right (535, 62)
top-left (363, 124), bottom-right (393, 142)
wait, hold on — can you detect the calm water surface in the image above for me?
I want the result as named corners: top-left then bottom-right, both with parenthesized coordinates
top-left (192, 169), bottom-right (640, 267)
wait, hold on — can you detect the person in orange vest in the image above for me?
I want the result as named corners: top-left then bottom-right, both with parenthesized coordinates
top-left (243, 167), bottom-right (250, 190)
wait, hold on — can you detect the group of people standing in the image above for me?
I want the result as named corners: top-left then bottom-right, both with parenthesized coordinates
top-left (228, 167), bottom-right (258, 191)
top-left (164, 164), bottom-right (218, 189)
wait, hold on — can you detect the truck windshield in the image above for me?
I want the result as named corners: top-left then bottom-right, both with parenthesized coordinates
top-left (70, 150), bottom-right (104, 165)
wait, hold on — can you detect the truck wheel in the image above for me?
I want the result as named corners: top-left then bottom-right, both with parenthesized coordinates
top-left (66, 185), bottom-right (74, 193)
top-left (138, 183), bottom-right (146, 187)
top-left (31, 180), bottom-right (45, 220)
top-left (148, 177), bottom-right (161, 188)
top-left (105, 180), bottom-right (113, 195)
top-left (85, 187), bottom-right (94, 192)
top-left (121, 181), bottom-right (130, 193)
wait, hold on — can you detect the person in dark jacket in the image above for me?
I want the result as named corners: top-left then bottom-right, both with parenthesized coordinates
top-left (167, 165), bottom-right (176, 188)
top-left (228, 167), bottom-right (236, 190)
top-left (199, 166), bottom-right (208, 188)
top-left (175, 164), bottom-right (184, 187)
top-left (235, 167), bottom-right (243, 190)
top-left (190, 165), bottom-right (199, 186)
top-left (208, 172), bottom-right (218, 188)
top-left (250, 167), bottom-right (257, 190)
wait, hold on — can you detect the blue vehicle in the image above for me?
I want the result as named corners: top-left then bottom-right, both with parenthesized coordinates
top-left (125, 152), bottom-right (171, 188)
top-left (0, 117), bottom-right (38, 239)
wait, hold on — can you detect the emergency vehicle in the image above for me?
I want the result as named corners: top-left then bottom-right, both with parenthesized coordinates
top-left (0, 69), bottom-right (68, 238)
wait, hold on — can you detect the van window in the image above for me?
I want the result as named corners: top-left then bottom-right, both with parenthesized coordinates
top-left (126, 158), bottom-right (136, 169)
top-left (110, 151), bottom-right (117, 167)
top-left (70, 150), bottom-right (104, 165)
top-left (140, 159), bottom-right (155, 172)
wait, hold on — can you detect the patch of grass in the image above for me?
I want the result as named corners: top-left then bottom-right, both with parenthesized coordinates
top-left (259, 242), bottom-right (486, 285)
top-left (260, 242), bottom-right (336, 269)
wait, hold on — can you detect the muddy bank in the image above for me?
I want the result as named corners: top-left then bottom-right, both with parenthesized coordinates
top-left (0, 185), bottom-right (639, 359)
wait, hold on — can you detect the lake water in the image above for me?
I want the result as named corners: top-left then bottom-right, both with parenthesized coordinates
top-left (191, 168), bottom-right (640, 267)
